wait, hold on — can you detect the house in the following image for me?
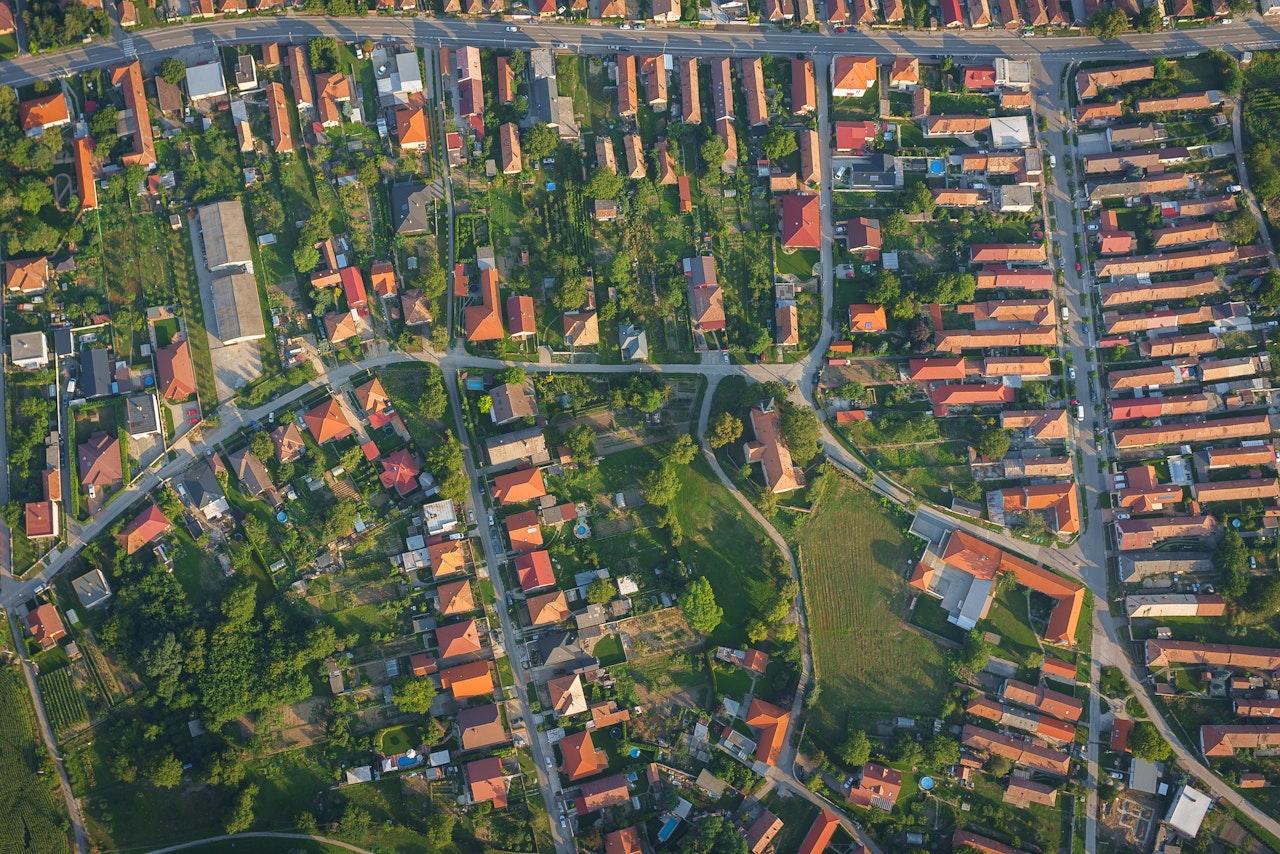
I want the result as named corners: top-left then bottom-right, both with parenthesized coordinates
top-left (1147, 640), bottom-right (1280, 671)
top-left (303, 398), bottom-right (354, 444)
top-left (832, 56), bottom-right (876, 97)
top-left (485, 427), bottom-right (550, 470)
top-left (314, 72), bottom-right (352, 127)
top-left (1000, 409), bottom-right (1069, 442)
top-left (24, 501), bottom-right (58, 540)
top-left (391, 183), bottom-right (434, 235)
top-left (18, 93), bottom-right (71, 136)
top-left (1126, 594), bottom-right (1226, 618)
top-left (964, 65), bottom-right (997, 90)
top-left (798, 130), bottom-right (820, 185)
top-left (228, 447), bottom-right (280, 506)
top-left (1100, 273), bottom-right (1224, 307)
top-left (686, 255), bottom-right (726, 335)
top-left (506, 510), bottom-right (544, 553)
top-left (183, 464), bottom-right (229, 520)
top-left (640, 55), bottom-right (668, 108)
top-left (845, 218), bottom-right (881, 259)
top-left (1115, 465), bottom-right (1182, 511)
top-left (1076, 62), bottom-right (1154, 100)
top-left (396, 107), bottom-right (429, 151)
top-left (744, 400), bottom-right (805, 494)
top-left (368, 262), bottom-right (397, 300)
top-left (123, 393), bottom-right (160, 439)
top-left (1136, 90), bottom-right (1221, 114)
top-left (679, 58), bottom-right (701, 124)
top-left (379, 449), bottom-right (420, 496)
top-left (847, 763), bottom-right (901, 811)
top-left (1112, 413), bottom-right (1272, 450)
top-left (456, 46), bottom-right (484, 130)
top-left (889, 57), bottom-right (919, 89)
top-left (995, 482), bottom-right (1080, 536)
top-left (1139, 333), bottom-right (1220, 358)
top-left (117, 503), bottom-right (171, 554)
top-left (923, 115), bottom-right (991, 137)
top-left (197, 200), bottom-right (253, 274)
top-left (1165, 784), bottom-right (1212, 839)
top-left (848, 304), bottom-right (887, 333)
top-left (549, 673), bottom-right (589, 718)
top-left (436, 619), bottom-right (482, 659)
top-left (5, 257), bottom-right (48, 294)
top-left (968, 0), bottom-right (991, 26)
top-left (497, 56), bottom-right (514, 105)
top-left (834, 120), bottom-right (876, 152)
top-left (527, 590), bottom-right (570, 625)
top-left (575, 774), bottom-right (630, 814)
top-left (619, 324), bottom-right (649, 361)
top-left (1000, 679), bottom-right (1083, 722)
top-left (155, 340), bottom-right (197, 401)
top-left (792, 59), bottom-right (817, 114)
top-left (961, 724), bottom-right (1071, 775)
top-left (953, 830), bottom-right (1034, 854)
top-left (564, 311), bottom-right (600, 347)
top-left (745, 698), bottom-right (789, 766)
top-left (780, 193), bottom-right (820, 250)
top-left (465, 268), bottom-right (504, 342)
top-left (271, 423), bottom-right (305, 463)
top-left (440, 661), bottom-right (494, 700)
top-left (605, 827), bottom-right (645, 854)
top-left (496, 121), bottom-right (523, 175)
top-left (930, 384), bottom-right (1015, 417)
top-left (438, 579), bottom-right (475, 616)
top-left (1208, 445), bottom-right (1276, 469)
top-left (0, 1), bottom-right (14, 35)
top-left (466, 757), bottom-right (507, 808)
top-left (489, 381), bottom-right (537, 425)
top-left (26, 604), bottom-right (66, 650)
top-left (776, 305), bottom-right (799, 348)
top-left (401, 289), bottom-right (433, 326)
top-left (909, 358), bottom-right (969, 382)
top-left (651, 0), bottom-right (680, 19)
top-left (617, 54), bottom-right (638, 118)
top-left (560, 729), bottom-right (608, 780)
top-left (742, 58), bottom-right (767, 127)
top-left (457, 704), bottom-right (509, 751)
top-left (186, 62), bottom-right (228, 103)
top-left (78, 432), bottom-right (123, 493)
top-left (1116, 516), bottom-right (1220, 550)
top-left (73, 136), bottom-right (97, 212)
top-left (428, 540), bottom-right (466, 578)
top-left (1193, 479), bottom-right (1280, 503)
top-left (10, 332), bottom-right (48, 370)
top-left (747, 811), bottom-right (784, 854)
top-left (72, 569), bottom-right (112, 610)
top-left (795, 811), bottom-right (841, 854)
top-left (80, 348), bottom-right (113, 399)
top-left (492, 467), bottom-right (547, 505)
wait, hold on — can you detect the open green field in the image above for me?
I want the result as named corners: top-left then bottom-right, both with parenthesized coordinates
top-left (0, 665), bottom-right (71, 853)
top-left (794, 477), bottom-right (947, 743)
top-left (980, 587), bottom-right (1044, 666)
top-left (669, 456), bottom-right (784, 647)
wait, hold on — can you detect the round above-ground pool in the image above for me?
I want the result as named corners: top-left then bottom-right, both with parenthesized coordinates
top-left (927, 158), bottom-right (946, 176)
top-left (919, 776), bottom-right (935, 791)
top-left (629, 747), bottom-right (641, 758)
top-left (573, 522), bottom-right (591, 539)
top-left (610, 726), bottom-right (622, 739)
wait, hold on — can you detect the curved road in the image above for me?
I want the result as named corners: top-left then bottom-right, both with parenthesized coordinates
top-left (146, 831), bottom-right (374, 853)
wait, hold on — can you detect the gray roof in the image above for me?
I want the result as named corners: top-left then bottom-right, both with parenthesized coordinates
top-left (619, 324), bottom-right (648, 361)
top-left (72, 569), bottom-right (113, 609)
top-left (10, 331), bottom-right (47, 365)
top-left (529, 49), bottom-right (579, 140)
top-left (211, 272), bottom-right (266, 344)
top-left (391, 183), bottom-right (433, 234)
top-left (52, 327), bottom-right (73, 357)
top-left (186, 62), bottom-right (227, 100)
top-left (125, 393), bottom-right (161, 436)
top-left (198, 200), bottom-right (253, 272)
top-left (82, 348), bottom-right (112, 398)
top-left (228, 447), bottom-right (279, 502)
top-left (183, 464), bottom-right (226, 511)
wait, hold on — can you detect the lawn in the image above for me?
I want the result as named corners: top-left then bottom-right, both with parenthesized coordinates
top-left (793, 477), bottom-right (947, 744)
top-left (668, 455), bottom-right (784, 647)
top-left (712, 665), bottom-right (754, 701)
top-left (963, 774), bottom-right (1064, 854)
top-left (776, 247), bottom-right (819, 279)
top-left (0, 665), bottom-right (69, 854)
top-left (377, 724), bottom-right (422, 755)
top-left (376, 364), bottom-right (446, 454)
top-left (908, 594), bottom-right (967, 643)
top-left (980, 587), bottom-right (1044, 666)
top-left (593, 633), bottom-right (626, 667)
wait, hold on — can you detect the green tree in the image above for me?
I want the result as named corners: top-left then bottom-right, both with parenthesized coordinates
top-left (564, 424), bottom-right (595, 461)
top-left (1133, 5), bottom-right (1161, 32)
top-left (762, 125), bottom-right (798, 162)
top-left (1129, 722), bottom-right (1172, 762)
top-left (309, 37), bottom-right (340, 73)
top-left (508, 49), bottom-right (527, 75)
top-left (392, 676), bottom-right (437, 714)
top-left (585, 166), bottom-right (624, 200)
top-left (780, 405), bottom-right (820, 466)
top-left (706, 412), bottom-right (743, 449)
top-left (903, 180), bottom-right (934, 215)
top-left (700, 134), bottom-right (726, 171)
top-left (224, 784), bottom-right (258, 834)
top-left (923, 735), bottom-right (959, 769)
top-left (839, 729), bottom-right (871, 766)
top-left (665, 434), bottom-right (698, 465)
top-left (145, 752), bottom-right (184, 788)
top-left (986, 755), bottom-right (1013, 777)
top-left (587, 578), bottom-right (615, 605)
top-left (523, 123), bottom-right (560, 162)
top-left (341, 803), bottom-right (371, 835)
top-left (1260, 271), bottom-right (1280, 308)
top-left (679, 577), bottom-right (723, 635)
top-left (1014, 510), bottom-right (1052, 540)
top-left (1087, 7), bottom-right (1129, 40)
top-left (1215, 528), bottom-right (1249, 599)
top-left (250, 432), bottom-right (273, 462)
top-left (891, 733), bottom-right (923, 766)
top-left (293, 245), bottom-right (320, 274)
top-left (424, 812), bottom-right (456, 848)
top-left (1220, 209), bottom-right (1259, 246)
top-left (867, 271), bottom-right (901, 307)
top-left (642, 464), bottom-right (681, 506)
top-left (975, 426), bottom-right (1011, 461)
top-left (951, 629), bottom-right (990, 676)
top-left (1244, 574), bottom-right (1280, 618)
top-left (160, 57), bottom-right (186, 84)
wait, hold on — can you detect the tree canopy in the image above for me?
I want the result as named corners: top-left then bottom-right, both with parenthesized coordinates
top-left (1129, 722), bottom-right (1172, 762)
top-left (679, 577), bottom-right (723, 635)
top-left (392, 676), bottom-right (438, 714)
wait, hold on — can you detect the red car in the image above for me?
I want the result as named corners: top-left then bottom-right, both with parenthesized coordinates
top-left (1075, 262), bottom-right (1082, 272)
top-left (835, 25), bottom-right (845, 32)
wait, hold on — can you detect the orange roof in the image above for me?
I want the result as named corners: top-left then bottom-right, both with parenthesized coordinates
top-left (746, 698), bottom-right (790, 766)
top-left (271, 422), bottom-right (305, 462)
top-left (848, 303), bottom-right (887, 332)
top-left (492, 467), bottom-right (547, 505)
top-left (315, 72), bottom-right (352, 126)
top-left (428, 540), bottom-right (466, 578)
top-left (353, 377), bottom-right (392, 423)
top-left (436, 619), bottom-right (482, 658)
top-left (74, 136), bottom-right (97, 211)
top-left (1001, 678), bottom-right (1083, 722)
top-left (465, 268), bottom-right (504, 342)
top-left (527, 590), bottom-right (570, 625)
top-left (156, 340), bottom-right (197, 401)
top-left (18, 93), bottom-right (69, 132)
top-left (111, 61), bottom-right (156, 168)
top-left (792, 58), bottom-right (817, 114)
top-left (26, 604), bottom-right (66, 647)
top-left (890, 56), bottom-right (919, 86)
top-left (370, 262), bottom-right (397, 298)
top-left (4, 256), bottom-right (48, 294)
top-left (999, 481), bottom-right (1080, 535)
top-left (303, 398), bottom-right (353, 443)
top-left (505, 509), bottom-right (544, 553)
top-left (746, 403), bottom-right (805, 494)
top-left (796, 811), bottom-right (840, 854)
top-left (1042, 657), bottom-right (1076, 681)
top-left (440, 661), bottom-right (494, 700)
top-left (909, 357), bottom-right (968, 382)
top-left (466, 757), bottom-right (508, 807)
top-left (117, 503), bottom-right (171, 554)
top-left (24, 501), bottom-right (57, 539)
top-left (396, 106), bottom-right (428, 149)
top-left (560, 729), bottom-right (608, 780)
top-left (953, 830), bottom-right (1034, 854)
top-left (832, 56), bottom-right (876, 95)
top-left (605, 827), bottom-right (644, 854)
top-left (266, 82), bottom-right (294, 154)
top-left (780, 193), bottom-right (821, 249)
top-left (437, 579), bottom-right (474, 615)
top-left (507, 294), bottom-right (536, 338)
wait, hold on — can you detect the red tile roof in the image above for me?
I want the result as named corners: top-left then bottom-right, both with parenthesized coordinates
top-left (746, 698), bottom-right (790, 766)
top-left (156, 340), bottom-right (197, 401)
top-left (303, 398), bottom-right (354, 443)
top-left (516, 550), bottom-right (555, 591)
top-left (117, 503), bottom-right (171, 554)
top-left (492, 467), bottom-right (547, 505)
top-left (780, 193), bottom-right (821, 249)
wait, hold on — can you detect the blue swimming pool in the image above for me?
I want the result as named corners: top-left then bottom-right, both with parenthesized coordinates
top-left (927, 158), bottom-right (945, 175)
top-left (629, 747), bottom-right (641, 758)
top-left (657, 816), bottom-right (680, 843)
top-left (397, 755), bottom-right (421, 769)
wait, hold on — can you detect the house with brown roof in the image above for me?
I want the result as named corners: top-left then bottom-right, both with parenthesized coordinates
top-left (617, 54), bottom-right (638, 118)
top-left (780, 193), bottom-right (821, 250)
top-left (438, 579), bottom-right (475, 616)
top-left (1001, 409), bottom-right (1069, 442)
top-left (575, 774), bottom-right (630, 814)
top-left (1201, 356), bottom-right (1266, 383)
top-left (747, 811), bottom-right (784, 854)
top-left (605, 827), bottom-right (645, 854)
top-left (651, 0), bottom-right (680, 19)
top-left (909, 357), bottom-right (969, 382)
top-left (1115, 516), bottom-right (1220, 550)
top-left (560, 729), bottom-right (608, 780)
top-left (961, 724), bottom-right (1071, 775)
top-left (792, 58), bottom-right (817, 114)
top-left (505, 295), bottom-right (536, 341)
top-left (498, 122), bottom-right (522, 174)
top-left (741, 57), bottom-right (768, 127)
top-left (303, 398), bottom-right (354, 444)
top-left (271, 422), bottom-right (305, 463)
top-left (679, 58), bottom-right (701, 124)
top-left (745, 698), bottom-right (789, 766)
top-left (428, 539), bottom-right (467, 578)
top-left (953, 830), bottom-right (1033, 854)
top-left (1000, 678), bottom-right (1083, 722)
top-left (436, 619), bottom-right (482, 660)
top-left (1152, 221), bottom-right (1223, 248)
top-left (798, 130), bottom-right (820, 186)
top-left (265, 82), bottom-right (294, 155)
top-left (229, 447), bottom-right (281, 505)
top-left (996, 483), bottom-right (1081, 536)
top-left (1139, 332), bottom-right (1219, 359)
top-left (1113, 413), bottom-right (1273, 450)
top-left (111, 61), bottom-right (156, 168)
top-left (18, 93), bottom-right (71, 137)
top-left (1193, 478), bottom-right (1280, 503)
top-left (73, 136), bottom-right (97, 212)
top-left (981, 356), bottom-right (1051, 378)
top-left (1076, 62), bottom-right (1154, 100)
top-left (686, 255), bottom-right (726, 335)
top-left (496, 56), bottom-right (514, 105)
top-left (315, 72), bottom-right (352, 127)
top-left (847, 304), bottom-right (887, 334)
top-left (527, 590), bottom-right (570, 626)
top-left (466, 757), bottom-right (508, 808)
top-left (1115, 465), bottom-right (1183, 512)
top-left (26, 604), bottom-right (66, 650)
top-left (1100, 273), bottom-right (1224, 307)
top-left (930, 384), bottom-right (1015, 417)
top-left (889, 57), bottom-right (919, 90)
top-left (639, 54), bottom-right (668, 107)
top-left (975, 267), bottom-right (1055, 290)
top-left (970, 244), bottom-right (1047, 265)
top-left (1136, 90), bottom-right (1220, 114)
top-left (549, 673), bottom-right (588, 718)
top-left (923, 115), bottom-right (991, 137)
top-left (745, 400), bottom-right (805, 494)
top-left (1208, 445), bottom-right (1276, 469)
top-left (5, 257), bottom-right (48, 294)
top-left (396, 107), bottom-right (429, 152)
top-left (795, 811), bottom-right (840, 854)
top-left (1202, 725), bottom-right (1280, 757)
top-left (832, 56), bottom-right (876, 97)
top-left (78, 432), bottom-right (123, 493)
top-left (847, 763), bottom-right (901, 811)
top-left (24, 501), bottom-right (58, 540)
top-left (440, 661), bottom-right (494, 700)
top-left (465, 268), bottom-right (505, 342)
top-left (564, 311), bottom-right (600, 347)
top-left (457, 703), bottom-right (508, 752)
top-left (288, 45), bottom-right (315, 110)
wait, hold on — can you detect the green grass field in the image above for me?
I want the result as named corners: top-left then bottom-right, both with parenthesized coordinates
top-left (0, 665), bottom-right (70, 853)
top-left (794, 477), bottom-right (947, 743)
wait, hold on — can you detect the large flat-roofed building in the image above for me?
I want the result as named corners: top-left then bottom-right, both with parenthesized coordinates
top-left (197, 201), bottom-right (254, 273)
top-left (211, 273), bottom-right (266, 344)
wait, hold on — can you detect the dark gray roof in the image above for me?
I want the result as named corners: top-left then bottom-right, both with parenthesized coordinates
top-left (82, 348), bottom-right (112, 398)
top-left (183, 464), bottom-right (224, 509)
top-left (52, 327), bottom-right (74, 357)
top-left (391, 183), bottom-right (433, 235)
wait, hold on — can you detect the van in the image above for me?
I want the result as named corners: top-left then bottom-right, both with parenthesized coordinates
top-left (1049, 154), bottom-right (1057, 168)
top-left (1075, 404), bottom-right (1085, 422)
top-left (1061, 304), bottom-right (1069, 321)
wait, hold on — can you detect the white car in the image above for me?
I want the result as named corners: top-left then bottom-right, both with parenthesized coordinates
top-left (506, 25), bottom-right (519, 31)
top-left (618, 22), bottom-right (631, 28)
top-left (545, 756), bottom-right (553, 769)
top-left (1068, 366), bottom-right (1076, 380)
top-left (559, 816), bottom-right (568, 828)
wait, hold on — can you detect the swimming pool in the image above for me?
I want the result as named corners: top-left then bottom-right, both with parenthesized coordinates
top-left (927, 158), bottom-right (945, 175)
top-left (396, 755), bottom-right (421, 769)
top-left (920, 776), bottom-right (935, 791)
top-left (657, 816), bottom-right (680, 843)
top-left (629, 747), bottom-right (641, 758)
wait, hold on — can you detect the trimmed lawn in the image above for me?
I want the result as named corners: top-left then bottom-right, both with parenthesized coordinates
top-left (980, 587), bottom-right (1044, 666)
top-left (712, 665), bottom-right (754, 701)
top-left (593, 633), bottom-right (626, 666)
top-left (377, 724), bottom-right (422, 755)
top-left (776, 247), bottom-right (819, 279)
top-left (794, 477), bottom-right (947, 744)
